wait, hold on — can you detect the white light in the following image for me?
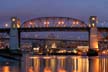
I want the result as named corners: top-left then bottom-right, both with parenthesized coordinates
top-left (92, 17), bottom-right (95, 21)
top-left (44, 21), bottom-right (47, 24)
top-left (92, 23), bottom-right (95, 27)
top-left (73, 49), bottom-right (77, 53)
top-left (73, 21), bottom-right (76, 24)
top-left (12, 18), bottom-right (16, 22)
top-left (33, 47), bottom-right (39, 51)
top-left (5, 24), bottom-right (8, 27)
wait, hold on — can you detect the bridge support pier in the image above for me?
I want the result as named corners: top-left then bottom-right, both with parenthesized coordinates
top-left (89, 16), bottom-right (99, 51)
top-left (89, 16), bottom-right (98, 50)
top-left (9, 17), bottom-right (19, 50)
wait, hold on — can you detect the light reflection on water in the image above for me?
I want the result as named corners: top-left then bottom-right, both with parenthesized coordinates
top-left (0, 56), bottom-right (108, 72)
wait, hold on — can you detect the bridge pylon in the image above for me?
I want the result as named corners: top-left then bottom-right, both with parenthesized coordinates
top-left (9, 17), bottom-right (19, 50)
top-left (89, 16), bottom-right (98, 51)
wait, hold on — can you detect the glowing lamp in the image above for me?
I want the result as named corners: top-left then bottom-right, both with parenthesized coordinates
top-left (47, 21), bottom-right (50, 24)
top-left (5, 24), bottom-right (8, 27)
top-left (61, 21), bottom-right (64, 24)
top-left (76, 21), bottom-right (79, 24)
top-left (92, 23), bottom-right (95, 27)
top-left (11, 17), bottom-right (16, 22)
top-left (73, 21), bottom-right (76, 24)
top-left (92, 17), bottom-right (95, 21)
top-left (58, 21), bottom-right (61, 24)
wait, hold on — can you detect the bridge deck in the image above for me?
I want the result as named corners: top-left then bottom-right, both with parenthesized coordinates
top-left (0, 27), bottom-right (108, 33)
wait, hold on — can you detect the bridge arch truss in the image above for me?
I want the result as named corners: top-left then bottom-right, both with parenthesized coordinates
top-left (21, 17), bottom-right (88, 28)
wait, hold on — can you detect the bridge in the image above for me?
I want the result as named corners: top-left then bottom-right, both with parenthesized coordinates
top-left (1, 27), bottom-right (108, 32)
top-left (1, 16), bottom-right (108, 33)
top-left (0, 16), bottom-right (108, 51)
top-left (0, 16), bottom-right (108, 62)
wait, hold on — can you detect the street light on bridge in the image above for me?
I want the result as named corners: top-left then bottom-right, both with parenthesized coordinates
top-left (58, 21), bottom-right (64, 27)
top-left (4, 23), bottom-right (9, 28)
top-left (92, 17), bottom-right (96, 21)
top-left (44, 21), bottom-right (50, 27)
top-left (90, 16), bottom-right (98, 27)
top-left (76, 20), bottom-right (79, 24)
top-left (11, 17), bottom-right (16, 22)
top-left (11, 17), bottom-right (17, 28)
top-left (72, 20), bottom-right (79, 25)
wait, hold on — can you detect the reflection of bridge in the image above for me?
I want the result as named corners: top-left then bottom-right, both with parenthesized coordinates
top-left (0, 16), bottom-right (108, 51)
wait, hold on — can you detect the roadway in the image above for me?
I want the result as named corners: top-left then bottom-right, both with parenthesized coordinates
top-left (0, 27), bottom-right (108, 33)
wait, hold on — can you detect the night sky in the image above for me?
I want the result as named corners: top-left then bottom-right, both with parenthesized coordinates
top-left (0, 0), bottom-right (107, 39)
top-left (0, 0), bottom-right (108, 24)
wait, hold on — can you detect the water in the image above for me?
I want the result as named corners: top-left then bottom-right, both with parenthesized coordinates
top-left (0, 56), bottom-right (108, 72)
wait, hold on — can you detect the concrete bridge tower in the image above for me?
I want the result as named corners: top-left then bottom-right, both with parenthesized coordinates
top-left (9, 17), bottom-right (19, 50)
top-left (89, 16), bottom-right (98, 50)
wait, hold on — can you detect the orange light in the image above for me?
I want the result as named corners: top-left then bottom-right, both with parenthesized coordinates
top-left (76, 21), bottom-right (79, 24)
top-left (58, 68), bottom-right (66, 72)
top-left (44, 67), bottom-right (52, 72)
top-left (17, 24), bottom-right (20, 28)
top-left (92, 23), bottom-right (95, 27)
top-left (73, 21), bottom-right (76, 24)
top-left (93, 41), bottom-right (98, 49)
top-left (17, 18), bottom-right (21, 28)
top-left (44, 21), bottom-right (49, 25)
top-left (3, 66), bottom-right (10, 72)
top-left (102, 51), bottom-right (106, 54)
top-left (28, 67), bottom-right (34, 72)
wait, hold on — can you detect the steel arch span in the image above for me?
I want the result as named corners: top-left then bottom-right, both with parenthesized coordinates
top-left (21, 17), bottom-right (88, 28)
